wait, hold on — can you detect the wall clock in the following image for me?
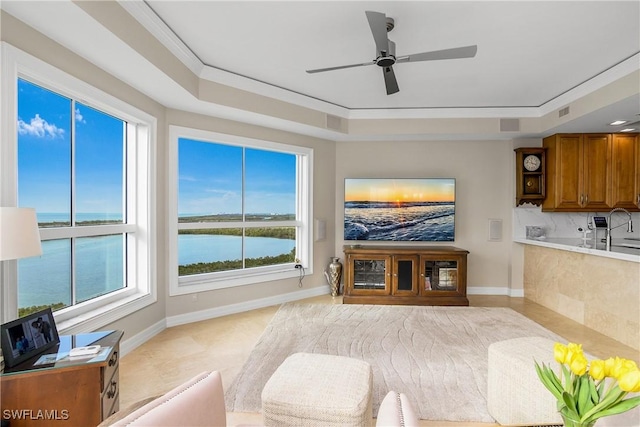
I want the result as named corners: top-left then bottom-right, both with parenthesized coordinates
top-left (515, 147), bottom-right (546, 206)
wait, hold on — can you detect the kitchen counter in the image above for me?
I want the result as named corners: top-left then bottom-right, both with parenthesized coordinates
top-left (514, 237), bottom-right (640, 263)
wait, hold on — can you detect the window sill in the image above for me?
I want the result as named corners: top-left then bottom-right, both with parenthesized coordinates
top-left (171, 265), bottom-right (313, 296)
top-left (55, 290), bottom-right (156, 335)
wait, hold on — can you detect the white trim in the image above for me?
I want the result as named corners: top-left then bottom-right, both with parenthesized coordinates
top-left (467, 286), bottom-right (524, 298)
top-left (118, 0), bottom-right (204, 78)
top-left (166, 285), bottom-right (329, 327)
top-left (0, 43), bottom-right (20, 321)
top-left (119, 318), bottom-right (166, 358)
top-left (0, 43), bottom-right (158, 331)
top-left (538, 53), bottom-right (640, 117)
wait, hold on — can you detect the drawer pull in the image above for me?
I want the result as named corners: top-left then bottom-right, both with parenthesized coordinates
top-left (107, 380), bottom-right (117, 399)
top-left (108, 351), bottom-right (118, 367)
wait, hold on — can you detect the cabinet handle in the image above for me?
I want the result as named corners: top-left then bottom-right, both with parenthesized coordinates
top-left (109, 351), bottom-right (118, 367)
top-left (637, 194), bottom-right (640, 206)
top-left (580, 194), bottom-right (584, 205)
top-left (107, 380), bottom-right (117, 398)
top-left (585, 194), bottom-right (588, 204)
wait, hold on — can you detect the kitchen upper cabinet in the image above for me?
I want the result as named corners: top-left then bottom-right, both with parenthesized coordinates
top-left (610, 133), bottom-right (639, 210)
top-left (542, 133), bottom-right (611, 211)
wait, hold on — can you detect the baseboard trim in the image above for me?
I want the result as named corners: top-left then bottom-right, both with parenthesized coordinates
top-left (166, 285), bottom-right (330, 328)
top-left (120, 318), bottom-right (166, 357)
top-left (468, 286), bottom-right (524, 298)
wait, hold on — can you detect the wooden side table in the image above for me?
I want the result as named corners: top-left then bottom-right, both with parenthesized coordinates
top-left (1, 330), bottom-right (123, 427)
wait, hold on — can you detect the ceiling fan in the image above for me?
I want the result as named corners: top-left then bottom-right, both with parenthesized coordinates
top-left (306, 11), bottom-right (478, 95)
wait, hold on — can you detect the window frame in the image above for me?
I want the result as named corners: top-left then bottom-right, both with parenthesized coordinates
top-left (1, 43), bottom-right (157, 334)
top-left (168, 126), bottom-right (314, 296)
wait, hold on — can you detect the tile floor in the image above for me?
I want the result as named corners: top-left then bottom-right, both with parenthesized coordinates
top-left (118, 295), bottom-right (639, 427)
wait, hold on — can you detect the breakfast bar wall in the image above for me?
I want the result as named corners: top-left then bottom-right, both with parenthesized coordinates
top-left (522, 244), bottom-right (639, 351)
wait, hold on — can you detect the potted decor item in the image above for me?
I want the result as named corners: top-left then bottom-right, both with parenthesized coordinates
top-left (535, 342), bottom-right (640, 427)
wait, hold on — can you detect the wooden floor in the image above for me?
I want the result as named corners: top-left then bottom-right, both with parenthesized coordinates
top-left (119, 295), bottom-right (639, 427)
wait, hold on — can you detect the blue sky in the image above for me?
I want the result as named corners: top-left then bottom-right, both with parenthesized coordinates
top-left (18, 79), bottom-right (123, 217)
top-left (178, 139), bottom-right (296, 215)
top-left (18, 78), bottom-right (297, 218)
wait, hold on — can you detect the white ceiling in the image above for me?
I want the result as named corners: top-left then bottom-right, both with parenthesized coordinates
top-left (2, 1), bottom-right (639, 140)
top-left (144, 0), bottom-right (639, 110)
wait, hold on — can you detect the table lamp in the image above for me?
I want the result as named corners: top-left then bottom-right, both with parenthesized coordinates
top-left (0, 207), bottom-right (42, 261)
top-left (0, 207), bottom-right (42, 372)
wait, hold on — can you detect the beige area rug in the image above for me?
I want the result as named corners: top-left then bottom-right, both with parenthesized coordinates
top-left (225, 303), bottom-right (564, 422)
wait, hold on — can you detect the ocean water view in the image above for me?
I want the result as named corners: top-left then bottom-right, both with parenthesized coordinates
top-left (19, 213), bottom-right (295, 308)
top-left (344, 202), bottom-right (455, 241)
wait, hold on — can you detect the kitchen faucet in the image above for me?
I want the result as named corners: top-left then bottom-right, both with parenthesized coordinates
top-left (606, 208), bottom-right (634, 251)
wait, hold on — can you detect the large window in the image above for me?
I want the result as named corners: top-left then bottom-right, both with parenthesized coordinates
top-left (169, 127), bottom-right (312, 295)
top-left (1, 45), bottom-right (156, 332)
top-left (17, 79), bottom-right (128, 315)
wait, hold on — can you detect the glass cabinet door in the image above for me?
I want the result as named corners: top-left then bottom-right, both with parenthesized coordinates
top-left (350, 256), bottom-right (389, 294)
top-left (422, 259), bottom-right (459, 292)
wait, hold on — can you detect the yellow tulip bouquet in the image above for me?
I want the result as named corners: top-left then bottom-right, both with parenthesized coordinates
top-left (535, 342), bottom-right (640, 427)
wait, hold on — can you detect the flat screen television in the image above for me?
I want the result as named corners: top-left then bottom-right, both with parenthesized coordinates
top-left (344, 178), bottom-right (455, 241)
top-left (1, 307), bottom-right (60, 368)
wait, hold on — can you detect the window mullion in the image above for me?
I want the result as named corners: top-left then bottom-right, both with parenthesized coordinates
top-left (71, 99), bottom-right (77, 227)
top-left (241, 147), bottom-right (246, 269)
top-left (70, 237), bottom-right (77, 305)
top-left (70, 99), bottom-right (77, 305)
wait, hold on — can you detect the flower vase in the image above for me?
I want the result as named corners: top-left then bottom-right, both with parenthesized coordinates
top-left (325, 257), bottom-right (342, 297)
top-left (560, 413), bottom-right (596, 427)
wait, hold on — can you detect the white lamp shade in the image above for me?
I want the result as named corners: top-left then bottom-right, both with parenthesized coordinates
top-left (0, 207), bottom-right (43, 261)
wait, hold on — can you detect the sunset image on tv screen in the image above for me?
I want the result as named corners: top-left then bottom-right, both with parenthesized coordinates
top-left (344, 178), bottom-right (455, 241)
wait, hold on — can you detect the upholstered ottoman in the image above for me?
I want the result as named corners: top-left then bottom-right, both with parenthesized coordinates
top-left (487, 337), bottom-right (562, 426)
top-left (261, 352), bottom-right (373, 427)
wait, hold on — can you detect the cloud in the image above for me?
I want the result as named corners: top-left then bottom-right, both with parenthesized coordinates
top-left (75, 108), bottom-right (85, 124)
top-left (17, 114), bottom-right (65, 138)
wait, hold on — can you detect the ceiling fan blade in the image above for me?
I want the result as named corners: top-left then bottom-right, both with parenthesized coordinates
top-left (382, 66), bottom-right (399, 95)
top-left (396, 45), bottom-right (478, 63)
top-left (365, 10), bottom-right (389, 54)
top-left (306, 60), bottom-right (376, 74)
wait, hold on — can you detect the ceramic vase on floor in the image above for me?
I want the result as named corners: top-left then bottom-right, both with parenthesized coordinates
top-left (324, 257), bottom-right (342, 297)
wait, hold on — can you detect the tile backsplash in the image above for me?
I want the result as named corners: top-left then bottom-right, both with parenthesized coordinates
top-left (513, 205), bottom-right (640, 239)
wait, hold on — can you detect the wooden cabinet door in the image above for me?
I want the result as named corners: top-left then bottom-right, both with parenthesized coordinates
top-left (582, 134), bottom-right (611, 210)
top-left (637, 135), bottom-right (640, 209)
top-left (611, 133), bottom-right (639, 210)
top-left (544, 133), bottom-right (613, 211)
top-left (552, 134), bottom-right (583, 210)
top-left (391, 255), bottom-right (419, 296)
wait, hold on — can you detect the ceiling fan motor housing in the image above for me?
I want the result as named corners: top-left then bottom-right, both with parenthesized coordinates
top-left (376, 39), bottom-right (396, 67)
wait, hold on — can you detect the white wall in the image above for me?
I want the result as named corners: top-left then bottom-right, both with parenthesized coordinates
top-left (335, 139), bottom-right (516, 292)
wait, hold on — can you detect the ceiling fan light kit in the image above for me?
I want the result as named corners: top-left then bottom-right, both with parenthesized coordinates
top-left (306, 10), bottom-right (478, 95)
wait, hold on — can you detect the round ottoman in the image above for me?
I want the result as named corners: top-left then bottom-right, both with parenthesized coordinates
top-left (261, 352), bottom-right (373, 427)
